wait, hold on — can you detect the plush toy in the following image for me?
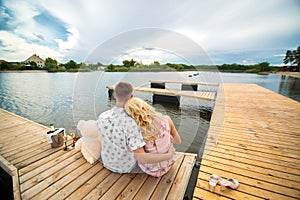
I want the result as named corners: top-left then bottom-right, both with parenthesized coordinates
top-left (75, 120), bottom-right (101, 164)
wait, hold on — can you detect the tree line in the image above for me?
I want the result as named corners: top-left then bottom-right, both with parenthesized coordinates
top-left (1, 45), bottom-right (299, 72)
top-left (0, 58), bottom-right (277, 73)
top-left (0, 57), bottom-right (102, 72)
top-left (106, 59), bottom-right (274, 73)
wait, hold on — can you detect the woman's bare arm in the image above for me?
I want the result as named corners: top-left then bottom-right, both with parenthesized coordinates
top-left (166, 116), bottom-right (181, 144)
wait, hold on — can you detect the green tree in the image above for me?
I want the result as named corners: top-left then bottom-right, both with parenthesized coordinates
top-left (257, 62), bottom-right (270, 72)
top-left (122, 59), bottom-right (136, 68)
top-left (283, 50), bottom-right (294, 65)
top-left (283, 46), bottom-right (300, 66)
top-left (0, 62), bottom-right (10, 70)
top-left (29, 61), bottom-right (37, 69)
top-left (64, 60), bottom-right (79, 69)
top-left (107, 64), bottom-right (115, 71)
top-left (153, 61), bottom-right (160, 65)
top-left (295, 46), bottom-right (300, 66)
top-left (45, 57), bottom-right (58, 69)
top-left (45, 57), bottom-right (57, 70)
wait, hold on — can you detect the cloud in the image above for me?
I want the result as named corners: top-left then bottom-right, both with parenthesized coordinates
top-left (0, 0), bottom-right (299, 65)
top-left (175, 0), bottom-right (300, 51)
top-left (54, 28), bottom-right (79, 54)
top-left (86, 28), bottom-right (213, 65)
top-left (0, 31), bottom-right (61, 61)
top-left (0, 0), bottom-right (71, 61)
top-left (33, 33), bottom-right (45, 41)
top-left (117, 48), bottom-right (189, 65)
top-left (273, 54), bottom-right (286, 57)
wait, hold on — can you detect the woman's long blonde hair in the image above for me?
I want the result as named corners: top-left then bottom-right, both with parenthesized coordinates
top-left (125, 97), bottom-right (163, 142)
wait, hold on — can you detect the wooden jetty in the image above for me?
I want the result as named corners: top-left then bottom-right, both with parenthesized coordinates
top-left (106, 86), bottom-right (216, 102)
top-left (149, 80), bottom-right (219, 87)
top-left (0, 109), bottom-right (196, 199)
top-left (2, 83), bottom-right (300, 199)
top-left (107, 80), bottom-right (218, 104)
top-left (193, 84), bottom-right (300, 199)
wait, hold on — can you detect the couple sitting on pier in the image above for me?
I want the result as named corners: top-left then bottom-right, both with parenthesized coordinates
top-left (97, 82), bottom-right (181, 177)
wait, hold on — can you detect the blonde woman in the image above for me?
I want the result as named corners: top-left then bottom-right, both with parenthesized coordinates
top-left (125, 97), bottom-right (181, 177)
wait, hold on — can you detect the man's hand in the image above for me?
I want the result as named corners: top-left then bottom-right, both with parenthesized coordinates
top-left (133, 146), bottom-right (176, 164)
top-left (168, 146), bottom-right (176, 156)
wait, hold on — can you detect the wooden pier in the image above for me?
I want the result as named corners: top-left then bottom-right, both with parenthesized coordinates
top-left (2, 83), bottom-right (300, 200)
top-left (193, 84), bottom-right (300, 199)
top-left (107, 85), bottom-right (216, 101)
top-left (107, 80), bottom-right (218, 105)
top-left (0, 109), bottom-right (196, 199)
top-left (149, 80), bottom-right (219, 87)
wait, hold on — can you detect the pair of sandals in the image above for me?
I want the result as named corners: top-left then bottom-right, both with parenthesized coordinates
top-left (209, 174), bottom-right (239, 192)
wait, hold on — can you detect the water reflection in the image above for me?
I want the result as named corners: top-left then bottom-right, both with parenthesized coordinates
top-left (279, 75), bottom-right (300, 102)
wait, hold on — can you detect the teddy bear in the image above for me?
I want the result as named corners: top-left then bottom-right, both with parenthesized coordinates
top-left (75, 120), bottom-right (101, 164)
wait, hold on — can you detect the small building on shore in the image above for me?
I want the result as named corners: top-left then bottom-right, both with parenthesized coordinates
top-left (24, 54), bottom-right (45, 68)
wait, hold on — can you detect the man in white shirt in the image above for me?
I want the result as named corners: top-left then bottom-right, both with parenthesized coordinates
top-left (98, 82), bottom-right (175, 173)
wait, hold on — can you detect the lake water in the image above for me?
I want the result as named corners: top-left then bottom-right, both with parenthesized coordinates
top-left (0, 71), bottom-right (299, 157)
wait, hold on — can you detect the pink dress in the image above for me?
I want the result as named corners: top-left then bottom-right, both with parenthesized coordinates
top-left (138, 117), bottom-right (175, 177)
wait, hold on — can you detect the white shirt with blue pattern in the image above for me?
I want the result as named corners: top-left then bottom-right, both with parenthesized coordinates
top-left (98, 107), bottom-right (146, 173)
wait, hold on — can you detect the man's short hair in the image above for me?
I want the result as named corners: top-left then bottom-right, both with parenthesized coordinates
top-left (114, 82), bottom-right (133, 102)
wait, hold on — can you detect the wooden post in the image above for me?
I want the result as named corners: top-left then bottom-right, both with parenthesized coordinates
top-left (150, 82), bottom-right (165, 89)
top-left (153, 94), bottom-right (180, 105)
top-left (0, 155), bottom-right (21, 200)
top-left (151, 82), bottom-right (180, 105)
top-left (108, 89), bottom-right (114, 98)
top-left (182, 84), bottom-right (198, 91)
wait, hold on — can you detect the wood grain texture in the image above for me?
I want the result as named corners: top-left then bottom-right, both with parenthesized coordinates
top-left (194, 84), bottom-right (300, 200)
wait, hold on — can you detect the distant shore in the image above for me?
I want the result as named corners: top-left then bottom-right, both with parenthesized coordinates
top-left (275, 72), bottom-right (300, 78)
top-left (1, 70), bottom-right (299, 79)
top-left (0, 70), bottom-right (48, 73)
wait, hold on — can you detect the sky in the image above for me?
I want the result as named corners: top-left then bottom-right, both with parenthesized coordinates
top-left (0, 0), bottom-right (300, 65)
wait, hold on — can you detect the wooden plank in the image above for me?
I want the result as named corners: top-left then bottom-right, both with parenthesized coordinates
top-left (0, 109), bottom-right (49, 130)
top-left (3, 140), bottom-right (48, 159)
top-left (207, 150), bottom-right (300, 175)
top-left (200, 164), bottom-right (300, 199)
top-left (0, 122), bottom-right (41, 140)
top-left (193, 187), bottom-right (232, 200)
top-left (83, 173), bottom-right (122, 199)
top-left (200, 158), bottom-right (299, 190)
top-left (150, 154), bottom-right (185, 200)
top-left (107, 85), bottom-right (216, 101)
top-left (66, 168), bottom-right (111, 200)
top-left (212, 135), bottom-right (300, 158)
top-left (24, 159), bottom-right (92, 200)
top-left (116, 173), bottom-right (149, 200)
top-left (20, 151), bottom-right (81, 192)
top-left (0, 155), bottom-right (21, 200)
top-left (4, 140), bottom-right (49, 160)
top-left (11, 144), bottom-right (62, 168)
top-left (20, 157), bottom-right (86, 198)
top-left (48, 163), bottom-right (103, 200)
top-left (99, 173), bottom-right (137, 200)
top-left (196, 176), bottom-right (265, 200)
top-left (18, 144), bottom-right (73, 176)
top-left (0, 119), bottom-right (28, 131)
top-left (0, 124), bottom-right (45, 141)
top-left (203, 149), bottom-right (300, 182)
top-left (149, 80), bottom-right (219, 86)
top-left (167, 154), bottom-right (196, 200)
top-left (214, 131), bottom-right (300, 153)
top-left (205, 144), bottom-right (300, 167)
top-left (132, 176), bottom-right (162, 200)
top-left (194, 83), bottom-right (300, 200)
